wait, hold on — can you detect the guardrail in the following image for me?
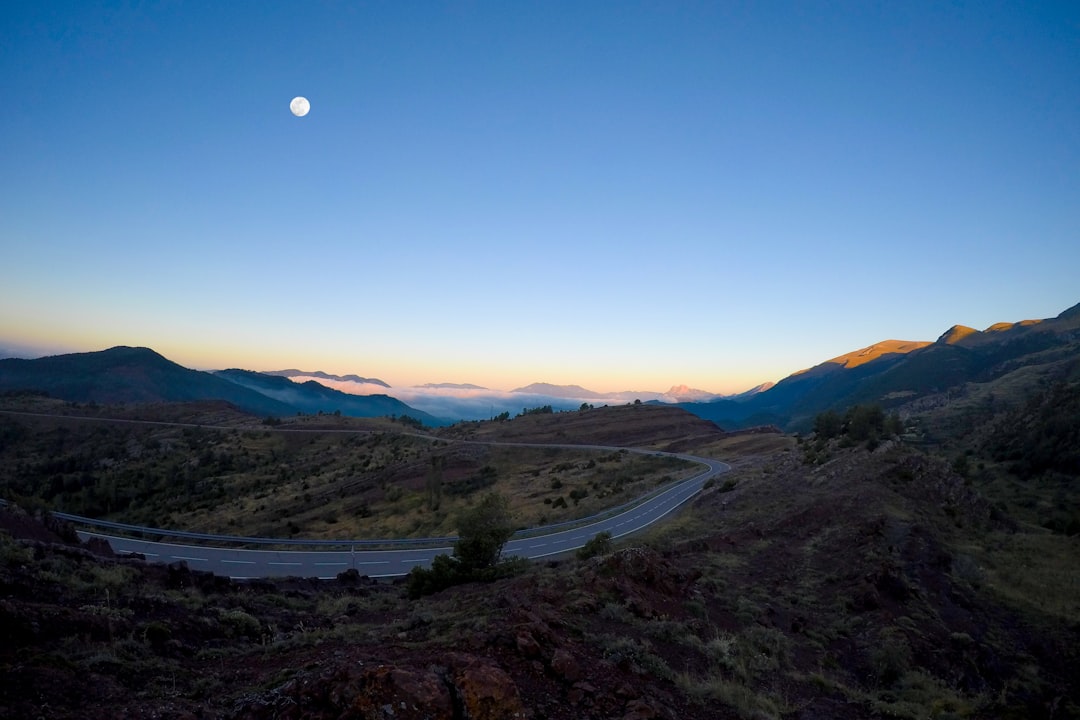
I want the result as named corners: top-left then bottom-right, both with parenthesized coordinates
top-left (0, 463), bottom-right (711, 549)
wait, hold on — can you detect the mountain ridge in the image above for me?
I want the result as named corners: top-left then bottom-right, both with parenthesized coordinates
top-left (0, 346), bottom-right (295, 417)
top-left (677, 301), bottom-right (1080, 431)
top-left (213, 369), bottom-right (443, 425)
top-left (264, 369), bottom-right (391, 388)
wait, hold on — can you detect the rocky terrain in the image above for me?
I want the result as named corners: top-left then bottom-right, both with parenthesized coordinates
top-left (2, 418), bottom-right (1077, 719)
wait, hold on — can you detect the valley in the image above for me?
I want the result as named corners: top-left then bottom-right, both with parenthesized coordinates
top-left (0, 400), bottom-right (706, 542)
top-left (1, 302), bottom-right (1078, 718)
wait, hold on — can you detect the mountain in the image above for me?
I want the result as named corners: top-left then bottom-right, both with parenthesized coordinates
top-left (214, 369), bottom-right (444, 425)
top-left (662, 385), bottom-right (721, 402)
top-left (728, 381), bottom-right (775, 400)
top-left (0, 346), bottom-right (294, 416)
top-left (679, 302), bottom-right (1080, 431)
top-left (264, 369), bottom-right (391, 388)
top-left (510, 382), bottom-right (608, 399)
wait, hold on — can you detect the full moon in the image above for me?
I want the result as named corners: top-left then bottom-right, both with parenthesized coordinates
top-left (290, 96), bottom-right (310, 117)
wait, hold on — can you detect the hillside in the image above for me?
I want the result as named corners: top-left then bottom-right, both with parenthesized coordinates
top-left (0, 399), bottom-right (700, 539)
top-left (0, 346), bottom-right (442, 426)
top-left (0, 346), bottom-right (294, 417)
top-left (438, 402), bottom-right (728, 451)
top-left (1, 414), bottom-right (1076, 718)
top-left (680, 301), bottom-right (1080, 431)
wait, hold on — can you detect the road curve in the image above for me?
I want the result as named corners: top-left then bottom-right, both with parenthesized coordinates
top-left (77, 451), bottom-right (729, 579)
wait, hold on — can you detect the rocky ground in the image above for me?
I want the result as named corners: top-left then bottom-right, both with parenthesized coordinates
top-left (2, 432), bottom-right (1078, 719)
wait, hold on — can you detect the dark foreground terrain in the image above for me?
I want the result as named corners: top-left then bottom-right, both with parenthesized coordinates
top-left (2, 421), bottom-right (1077, 719)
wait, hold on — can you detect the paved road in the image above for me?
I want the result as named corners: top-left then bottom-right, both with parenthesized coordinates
top-left (79, 452), bottom-right (729, 579)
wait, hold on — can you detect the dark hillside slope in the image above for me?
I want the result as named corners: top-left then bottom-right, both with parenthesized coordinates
top-left (845, 304), bottom-right (1080, 412)
top-left (0, 346), bottom-right (292, 416)
top-left (438, 402), bottom-right (727, 449)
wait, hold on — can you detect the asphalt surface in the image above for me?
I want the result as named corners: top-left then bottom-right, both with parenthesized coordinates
top-left (78, 452), bottom-right (729, 579)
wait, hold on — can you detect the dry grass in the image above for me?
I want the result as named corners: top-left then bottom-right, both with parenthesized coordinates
top-left (964, 532), bottom-right (1080, 623)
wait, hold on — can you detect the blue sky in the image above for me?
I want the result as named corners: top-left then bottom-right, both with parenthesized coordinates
top-left (2, 1), bottom-right (1078, 393)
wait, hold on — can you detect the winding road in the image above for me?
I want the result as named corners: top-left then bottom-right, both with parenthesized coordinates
top-left (74, 450), bottom-right (728, 579)
top-left (0, 410), bottom-right (731, 579)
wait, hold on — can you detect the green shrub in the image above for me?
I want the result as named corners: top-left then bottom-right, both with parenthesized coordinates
top-left (217, 608), bottom-right (262, 640)
top-left (577, 531), bottom-right (613, 560)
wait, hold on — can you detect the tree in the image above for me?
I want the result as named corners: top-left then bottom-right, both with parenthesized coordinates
top-left (814, 410), bottom-right (842, 439)
top-left (454, 493), bottom-right (514, 570)
top-left (844, 404), bottom-right (885, 443)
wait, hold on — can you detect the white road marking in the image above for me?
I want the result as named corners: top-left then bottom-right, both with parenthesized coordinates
top-left (171, 555), bottom-right (208, 562)
top-left (355, 561), bottom-right (389, 565)
top-left (529, 543), bottom-right (547, 548)
top-left (314, 562), bottom-right (347, 566)
top-left (401, 558), bottom-right (429, 564)
top-left (221, 559), bottom-right (256, 564)
top-left (269, 561), bottom-right (302, 566)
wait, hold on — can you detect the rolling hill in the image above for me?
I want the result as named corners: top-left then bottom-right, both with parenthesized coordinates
top-left (0, 346), bottom-right (294, 417)
top-left (0, 346), bottom-right (442, 425)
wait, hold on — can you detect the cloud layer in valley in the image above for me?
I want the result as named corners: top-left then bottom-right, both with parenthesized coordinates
top-left (280, 375), bottom-right (728, 422)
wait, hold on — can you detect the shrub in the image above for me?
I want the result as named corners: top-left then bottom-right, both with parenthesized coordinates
top-left (577, 531), bottom-right (613, 560)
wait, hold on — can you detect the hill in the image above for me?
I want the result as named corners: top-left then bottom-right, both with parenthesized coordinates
top-left (0, 347), bottom-right (443, 425)
top-left (1, 409), bottom-right (1076, 718)
top-left (0, 399), bottom-right (700, 538)
top-left (214, 368), bottom-right (444, 426)
top-left (438, 402), bottom-right (729, 450)
top-left (0, 346), bottom-right (294, 417)
top-left (510, 382), bottom-right (609, 399)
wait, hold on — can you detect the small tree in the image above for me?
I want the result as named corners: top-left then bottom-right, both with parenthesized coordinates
top-left (577, 531), bottom-right (612, 560)
top-left (814, 410), bottom-right (842, 439)
top-left (454, 493), bottom-right (514, 570)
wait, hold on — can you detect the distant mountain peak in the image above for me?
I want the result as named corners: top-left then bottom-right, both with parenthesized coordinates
top-left (664, 385), bottom-right (719, 402)
top-left (936, 325), bottom-right (979, 345)
top-left (740, 381), bottom-right (775, 395)
top-left (511, 382), bottom-right (605, 399)
top-left (265, 369), bottom-right (391, 388)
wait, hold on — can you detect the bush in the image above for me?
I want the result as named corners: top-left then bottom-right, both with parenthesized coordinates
top-left (577, 531), bottom-right (613, 560)
top-left (407, 492), bottom-right (521, 598)
top-left (407, 554), bottom-right (463, 599)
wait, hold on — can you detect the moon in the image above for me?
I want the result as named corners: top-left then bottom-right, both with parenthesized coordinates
top-left (290, 96), bottom-right (310, 117)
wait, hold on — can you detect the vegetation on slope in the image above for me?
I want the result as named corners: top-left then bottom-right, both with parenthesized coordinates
top-left (2, 423), bottom-right (1077, 719)
top-left (0, 398), bottom-right (701, 540)
top-left (1, 369), bottom-right (1077, 719)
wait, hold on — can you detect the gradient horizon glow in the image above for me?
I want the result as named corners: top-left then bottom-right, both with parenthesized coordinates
top-left (2, 2), bottom-right (1078, 394)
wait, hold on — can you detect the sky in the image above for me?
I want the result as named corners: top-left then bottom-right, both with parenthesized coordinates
top-left (2, 1), bottom-right (1078, 394)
